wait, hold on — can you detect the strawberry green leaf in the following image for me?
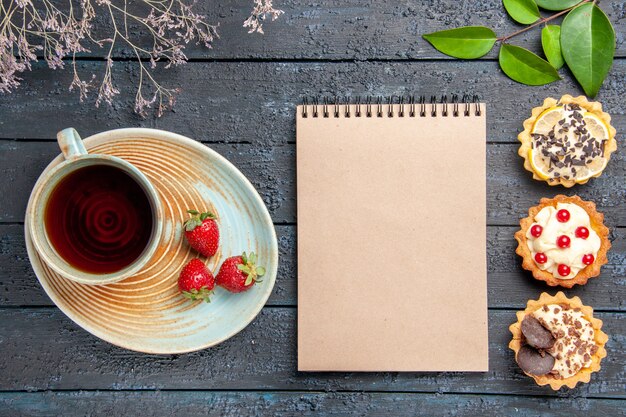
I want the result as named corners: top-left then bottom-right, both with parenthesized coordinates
top-left (422, 26), bottom-right (497, 59)
top-left (184, 218), bottom-right (200, 231)
top-left (182, 289), bottom-right (197, 299)
top-left (499, 44), bottom-right (561, 86)
top-left (242, 252), bottom-right (248, 264)
top-left (187, 209), bottom-right (199, 215)
top-left (237, 264), bottom-right (252, 274)
top-left (561, 3), bottom-right (615, 98)
top-left (182, 287), bottom-right (212, 302)
top-left (199, 212), bottom-right (216, 221)
top-left (503, 0), bottom-right (540, 25)
top-left (256, 266), bottom-right (266, 277)
top-left (244, 275), bottom-right (254, 286)
top-left (535, 0), bottom-right (582, 11)
top-left (541, 25), bottom-right (564, 70)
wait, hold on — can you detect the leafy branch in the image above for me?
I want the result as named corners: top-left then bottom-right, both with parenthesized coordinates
top-left (422, 0), bottom-right (615, 97)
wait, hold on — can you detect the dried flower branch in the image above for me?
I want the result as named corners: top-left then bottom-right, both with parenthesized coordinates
top-left (243, 0), bottom-right (283, 34)
top-left (0, 0), bottom-right (282, 116)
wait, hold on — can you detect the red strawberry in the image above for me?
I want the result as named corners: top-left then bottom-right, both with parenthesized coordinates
top-left (178, 258), bottom-right (215, 302)
top-left (184, 209), bottom-right (219, 257)
top-left (216, 252), bottom-right (265, 293)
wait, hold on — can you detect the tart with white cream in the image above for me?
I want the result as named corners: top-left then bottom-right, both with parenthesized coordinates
top-left (515, 195), bottom-right (610, 288)
top-left (509, 292), bottom-right (608, 390)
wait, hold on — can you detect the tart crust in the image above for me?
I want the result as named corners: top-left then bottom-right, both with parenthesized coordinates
top-left (518, 95), bottom-right (617, 187)
top-left (509, 292), bottom-right (608, 390)
top-left (515, 195), bottom-right (610, 288)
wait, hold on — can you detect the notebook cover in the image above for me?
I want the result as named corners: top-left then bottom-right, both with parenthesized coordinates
top-left (296, 102), bottom-right (488, 372)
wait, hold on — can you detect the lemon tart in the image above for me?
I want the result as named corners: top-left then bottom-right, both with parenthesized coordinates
top-left (515, 195), bottom-right (611, 288)
top-left (518, 95), bottom-right (617, 187)
top-left (509, 292), bottom-right (608, 390)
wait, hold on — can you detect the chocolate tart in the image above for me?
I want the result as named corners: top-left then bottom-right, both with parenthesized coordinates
top-left (509, 292), bottom-right (608, 390)
top-left (515, 195), bottom-right (610, 288)
top-left (518, 95), bottom-right (617, 187)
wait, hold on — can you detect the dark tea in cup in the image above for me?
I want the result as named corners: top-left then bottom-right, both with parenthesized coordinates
top-left (44, 164), bottom-right (154, 274)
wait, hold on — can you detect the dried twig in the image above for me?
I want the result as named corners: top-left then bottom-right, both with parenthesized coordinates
top-left (0, 0), bottom-right (282, 116)
top-left (243, 0), bottom-right (283, 34)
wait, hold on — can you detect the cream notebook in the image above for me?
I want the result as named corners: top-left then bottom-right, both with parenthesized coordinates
top-left (296, 96), bottom-right (488, 372)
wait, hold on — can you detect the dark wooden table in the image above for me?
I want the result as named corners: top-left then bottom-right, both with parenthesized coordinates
top-left (1, 1), bottom-right (624, 415)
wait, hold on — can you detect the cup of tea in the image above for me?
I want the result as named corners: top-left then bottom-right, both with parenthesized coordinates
top-left (27, 128), bottom-right (163, 285)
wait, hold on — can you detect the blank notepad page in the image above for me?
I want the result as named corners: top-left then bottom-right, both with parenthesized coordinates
top-left (296, 99), bottom-right (489, 371)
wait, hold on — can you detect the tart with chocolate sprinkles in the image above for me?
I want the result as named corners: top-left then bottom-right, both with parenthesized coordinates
top-left (515, 195), bottom-right (610, 288)
top-left (509, 292), bottom-right (608, 390)
top-left (518, 95), bottom-right (617, 187)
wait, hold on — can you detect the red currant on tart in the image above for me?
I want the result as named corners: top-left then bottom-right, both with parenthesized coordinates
top-left (556, 209), bottom-right (570, 223)
top-left (575, 227), bottom-right (589, 239)
top-left (582, 254), bottom-right (595, 265)
top-left (534, 253), bottom-right (547, 264)
top-left (556, 235), bottom-right (571, 248)
top-left (530, 225), bottom-right (543, 238)
top-left (557, 264), bottom-right (571, 277)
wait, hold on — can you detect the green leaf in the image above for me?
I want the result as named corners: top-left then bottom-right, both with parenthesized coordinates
top-left (541, 25), bottom-right (564, 69)
top-left (422, 26), bottom-right (497, 59)
top-left (182, 287), bottom-right (212, 302)
top-left (184, 219), bottom-right (201, 231)
top-left (256, 266), bottom-right (266, 276)
top-left (200, 212), bottom-right (216, 220)
top-left (499, 44), bottom-right (561, 85)
top-left (237, 264), bottom-right (251, 274)
top-left (187, 209), bottom-right (199, 215)
top-left (561, 3), bottom-right (615, 98)
top-left (244, 275), bottom-right (254, 286)
top-left (535, 0), bottom-right (582, 11)
top-left (502, 0), bottom-right (541, 25)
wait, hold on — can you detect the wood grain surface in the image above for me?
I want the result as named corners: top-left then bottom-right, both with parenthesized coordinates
top-left (0, 391), bottom-right (625, 417)
top-left (0, 0), bottom-right (624, 415)
top-left (0, 308), bottom-right (624, 397)
top-left (2, 60), bottom-right (626, 143)
top-left (30, 0), bottom-right (626, 60)
top-left (1, 142), bottom-right (624, 226)
top-left (2, 224), bottom-right (625, 310)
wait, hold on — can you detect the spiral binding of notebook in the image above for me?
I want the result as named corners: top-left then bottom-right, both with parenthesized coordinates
top-left (301, 94), bottom-right (481, 118)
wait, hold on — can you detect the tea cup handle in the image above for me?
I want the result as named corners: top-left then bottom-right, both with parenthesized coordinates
top-left (57, 128), bottom-right (88, 160)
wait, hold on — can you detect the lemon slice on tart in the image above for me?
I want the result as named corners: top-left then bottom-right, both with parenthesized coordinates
top-left (519, 95), bottom-right (617, 187)
top-left (532, 106), bottom-right (564, 135)
top-left (527, 149), bottom-right (550, 180)
top-left (528, 106), bottom-right (566, 181)
top-left (583, 112), bottom-right (610, 142)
